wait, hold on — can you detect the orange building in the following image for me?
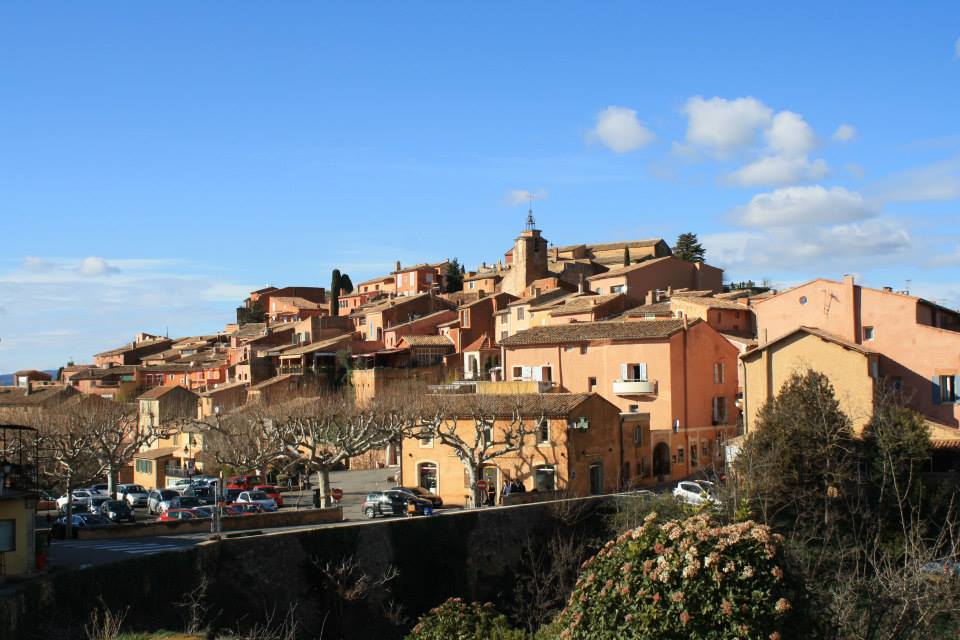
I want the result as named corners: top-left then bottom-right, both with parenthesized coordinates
top-left (393, 263), bottom-right (441, 296)
top-left (587, 256), bottom-right (723, 306)
top-left (751, 275), bottom-right (960, 428)
top-left (401, 393), bottom-right (626, 506)
top-left (500, 319), bottom-right (740, 484)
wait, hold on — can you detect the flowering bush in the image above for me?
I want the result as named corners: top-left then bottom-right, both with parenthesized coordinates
top-left (407, 597), bottom-right (526, 640)
top-left (554, 513), bottom-right (798, 639)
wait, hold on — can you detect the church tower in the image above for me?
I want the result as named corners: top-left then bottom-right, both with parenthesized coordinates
top-left (501, 206), bottom-right (548, 296)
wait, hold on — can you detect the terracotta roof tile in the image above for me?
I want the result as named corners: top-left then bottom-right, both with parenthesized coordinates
top-left (421, 392), bottom-right (595, 417)
top-left (500, 319), bottom-right (691, 346)
top-left (401, 335), bottom-right (454, 347)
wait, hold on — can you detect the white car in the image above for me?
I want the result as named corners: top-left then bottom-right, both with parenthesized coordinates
top-left (673, 481), bottom-right (721, 507)
top-left (115, 483), bottom-right (149, 508)
top-left (235, 490), bottom-right (277, 511)
top-left (56, 490), bottom-right (95, 512)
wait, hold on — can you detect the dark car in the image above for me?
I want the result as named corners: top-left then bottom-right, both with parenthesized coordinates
top-left (362, 490), bottom-right (431, 518)
top-left (223, 488), bottom-right (242, 504)
top-left (391, 486), bottom-right (443, 508)
top-left (99, 499), bottom-right (135, 523)
top-left (87, 496), bottom-right (112, 515)
top-left (51, 513), bottom-right (113, 539)
top-left (182, 485), bottom-right (217, 505)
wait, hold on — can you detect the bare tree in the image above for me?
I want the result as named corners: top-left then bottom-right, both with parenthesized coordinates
top-left (413, 394), bottom-right (536, 507)
top-left (203, 406), bottom-right (286, 475)
top-left (270, 389), bottom-right (416, 507)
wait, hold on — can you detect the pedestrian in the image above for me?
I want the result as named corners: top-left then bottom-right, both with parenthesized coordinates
top-left (501, 479), bottom-right (512, 504)
top-left (406, 498), bottom-right (416, 518)
top-left (514, 480), bottom-right (526, 494)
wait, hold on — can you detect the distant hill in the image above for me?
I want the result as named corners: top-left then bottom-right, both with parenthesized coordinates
top-left (0, 370), bottom-right (59, 386)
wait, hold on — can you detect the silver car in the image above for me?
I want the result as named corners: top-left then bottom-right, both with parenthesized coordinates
top-left (116, 483), bottom-right (149, 508)
top-left (147, 489), bottom-right (180, 515)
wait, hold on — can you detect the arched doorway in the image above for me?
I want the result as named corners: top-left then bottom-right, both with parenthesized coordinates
top-left (417, 462), bottom-right (438, 494)
top-left (653, 442), bottom-right (671, 480)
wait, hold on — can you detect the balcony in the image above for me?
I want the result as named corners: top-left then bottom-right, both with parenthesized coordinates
top-left (612, 379), bottom-right (657, 396)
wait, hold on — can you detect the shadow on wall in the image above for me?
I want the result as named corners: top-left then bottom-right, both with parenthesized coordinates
top-left (1, 496), bottom-right (617, 640)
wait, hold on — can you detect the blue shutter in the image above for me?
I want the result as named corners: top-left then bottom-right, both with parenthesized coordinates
top-left (955, 376), bottom-right (960, 404)
top-left (932, 376), bottom-right (941, 405)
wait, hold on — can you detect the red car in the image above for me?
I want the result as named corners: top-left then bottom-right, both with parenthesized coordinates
top-left (159, 509), bottom-right (196, 522)
top-left (226, 475), bottom-right (262, 491)
top-left (253, 485), bottom-right (284, 507)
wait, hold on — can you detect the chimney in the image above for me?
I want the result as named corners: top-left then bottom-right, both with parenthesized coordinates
top-left (395, 260), bottom-right (401, 272)
top-left (667, 285), bottom-right (673, 295)
top-left (578, 273), bottom-right (585, 295)
top-left (553, 246), bottom-right (559, 261)
top-left (645, 290), bottom-right (655, 305)
top-left (883, 286), bottom-right (893, 293)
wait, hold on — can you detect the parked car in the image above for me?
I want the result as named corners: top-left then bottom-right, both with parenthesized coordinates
top-left (222, 505), bottom-right (246, 516)
top-left (181, 485), bottom-right (218, 505)
top-left (252, 485), bottom-right (284, 507)
top-left (159, 508), bottom-right (196, 522)
top-left (147, 489), bottom-right (181, 515)
top-left (51, 513), bottom-right (113, 539)
top-left (190, 506), bottom-right (214, 519)
top-left (99, 499), bottom-right (135, 523)
top-left (391, 486), bottom-right (443, 507)
top-left (87, 496), bottom-right (112, 515)
top-left (158, 495), bottom-right (202, 514)
top-left (88, 483), bottom-right (110, 495)
top-left (223, 488), bottom-right (242, 504)
top-left (362, 490), bottom-right (430, 518)
top-left (672, 480), bottom-right (721, 507)
top-left (230, 503), bottom-right (265, 515)
top-left (115, 483), bottom-right (149, 508)
top-left (56, 490), bottom-right (94, 513)
top-left (226, 475), bottom-right (262, 491)
top-left (235, 491), bottom-right (277, 511)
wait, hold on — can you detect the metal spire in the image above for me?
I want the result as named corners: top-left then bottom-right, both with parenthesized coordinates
top-left (525, 192), bottom-right (536, 230)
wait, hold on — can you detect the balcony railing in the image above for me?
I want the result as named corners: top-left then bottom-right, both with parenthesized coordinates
top-left (612, 379), bottom-right (657, 396)
top-left (163, 465), bottom-right (194, 478)
top-left (278, 365), bottom-right (304, 375)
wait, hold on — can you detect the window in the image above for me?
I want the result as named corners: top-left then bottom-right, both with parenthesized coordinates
top-left (628, 404), bottom-right (639, 413)
top-left (460, 310), bottom-right (471, 328)
top-left (690, 442), bottom-right (698, 466)
top-left (863, 326), bottom-right (875, 341)
top-left (501, 331), bottom-right (508, 341)
top-left (537, 420), bottom-right (550, 444)
top-left (620, 363), bottom-right (648, 381)
top-left (588, 377), bottom-right (597, 391)
top-left (396, 274), bottom-right (403, 288)
top-left (589, 463), bottom-right (604, 495)
top-left (936, 375), bottom-right (958, 404)
top-left (579, 345), bottom-right (588, 355)
top-left (611, 285), bottom-right (624, 294)
top-left (425, 273), bottom-right (433, 284)
top-left (468, 281), bottom-right (475, 289)
top-left (799, 296), bottom-right (808, 305)
top-left (534, 466), bottom-right (556, 492)
top-left (0, 519), bottom-right (15, 553)
top-left (517, 307), bottom-right (525, 320)
top-left (633, 425), bottom-right (643, 444)
top-left (677, 447), bottom-right (685, 463)
top-left (417, 463), bottom-right (438, 494)
top-left (512, 366), bottom-right (523, 380)
top-left (713, 362), bottom-right (725, 384)
top-left (481, 420), bottom-right (493, 443)
top-left (135, 459), bottom-right (153, 474)
top-left (408, 272), bottom-right (415, 286)
top-left (595, 288), bottom-right (603, 295)
top-left (870, 360), bottom-right (879, 380)
top-left (712, 397), bottom-right (728, 423)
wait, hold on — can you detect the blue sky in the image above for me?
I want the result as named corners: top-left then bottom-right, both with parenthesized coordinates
top-left (1, 3), bottom-right (959, 371)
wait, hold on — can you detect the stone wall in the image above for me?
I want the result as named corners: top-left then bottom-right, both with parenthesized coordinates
top-left (0, 496), bottom-right (616, 640)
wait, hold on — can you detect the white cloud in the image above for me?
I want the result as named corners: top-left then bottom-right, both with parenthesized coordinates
top-left (928, 245), bottom-right (960, 268)
top-left (955, 37), bottom-right (960, 58)
top-left (588, 106), bottom-right (655, 153)
top-left (682, 96), bottom-right (772, 155)
top-left (505, 188), bottom-right (548, 206)
top-left (733, 185), bottom-right (873, 227)
top-left (78, 256), bottom-right (119, 276)
top-left (766, 111), bottom-right (816, 156)
top-left (881, 159), bottom-right (960, 202)
top-left (0, 257), bottom-right (257, 370)
top-left (833, 124), bottom-right (856, 142)
top-left (726, 155), bottom-right (828, 187)
top-left (703, 218), bottom-right (911, 273)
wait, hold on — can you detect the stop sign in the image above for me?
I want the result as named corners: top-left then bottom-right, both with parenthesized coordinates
top-left (476, 480), bottom-right (488, 492)
top-left (331, 488), bottom-right (343, 501)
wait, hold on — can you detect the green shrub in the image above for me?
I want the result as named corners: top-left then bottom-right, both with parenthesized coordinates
top-left (554, 512), bottom-right (799, 639)
top-left (407, 598), bottom-right (526, 640)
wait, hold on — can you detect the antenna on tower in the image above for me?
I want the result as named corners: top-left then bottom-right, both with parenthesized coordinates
top-left (905, 279), bottom-right (911, 295)
top-left (525, 192), bottom-right (537, 230)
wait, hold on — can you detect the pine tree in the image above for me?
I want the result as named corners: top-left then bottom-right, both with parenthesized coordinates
top-left (444, 258), bottom-right (464, 293)
top-left (673, 232), bottom-right (706, 263)
top-left (329, 269), bottom-right (351, 315)
top-left (623, 246), bottom-right (630, 267)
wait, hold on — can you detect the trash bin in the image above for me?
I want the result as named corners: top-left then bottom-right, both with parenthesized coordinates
top-left (423, 505), bottom-right (434, 517)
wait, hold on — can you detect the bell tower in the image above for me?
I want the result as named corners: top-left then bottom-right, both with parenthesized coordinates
top-left (502, 200), bottom-right (548, 296)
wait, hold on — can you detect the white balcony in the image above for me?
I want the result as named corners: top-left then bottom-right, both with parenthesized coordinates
top-left (612, 379), bottom-right (657, 396)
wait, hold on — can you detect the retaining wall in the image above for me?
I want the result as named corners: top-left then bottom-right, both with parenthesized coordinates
top-left (0, 496), bottom-right (617, 640)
